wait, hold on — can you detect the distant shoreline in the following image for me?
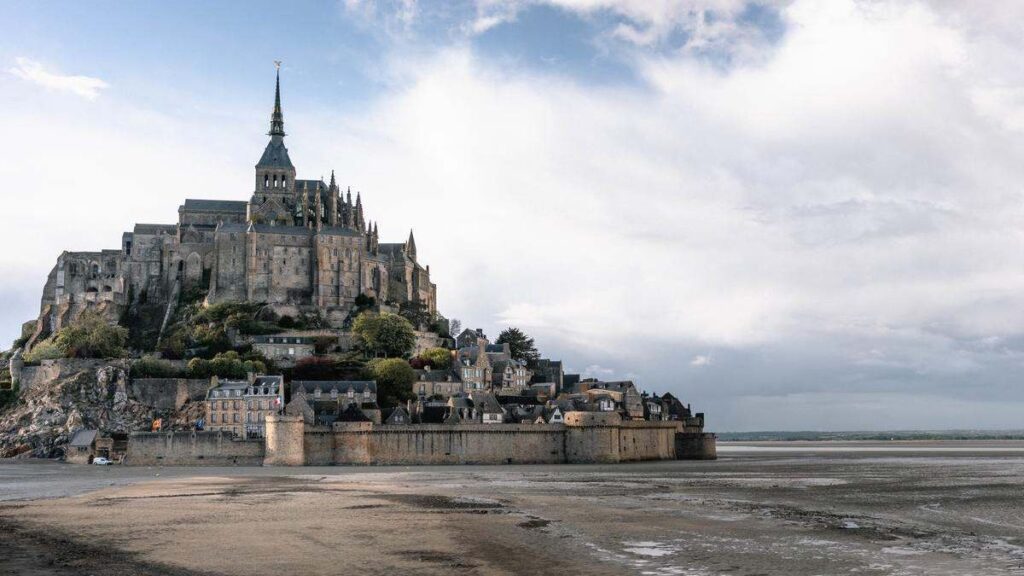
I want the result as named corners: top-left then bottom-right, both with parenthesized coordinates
top-left (717, 430), bottom-right (1024, 442)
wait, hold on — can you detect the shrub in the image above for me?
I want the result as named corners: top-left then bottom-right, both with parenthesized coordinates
top-left (54, 311), bottom-right (128, 359)
top-left (23, 340), bottom-right (64, 364)
top-left (186, 358), bottom-right (212, 379)
top-left (189, 351), bottom-right (266, 380)
top-left (278, 315), bottom-right (295, 329)
top-left (132, 356), bottom-right (183, 378)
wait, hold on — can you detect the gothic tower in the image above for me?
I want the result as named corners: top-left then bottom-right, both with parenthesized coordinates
top-left (250, 65), bottom-right (297, 224)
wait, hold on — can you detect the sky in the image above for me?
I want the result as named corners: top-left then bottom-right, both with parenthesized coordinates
top-left (3, 0), bottom-right (1024, 431)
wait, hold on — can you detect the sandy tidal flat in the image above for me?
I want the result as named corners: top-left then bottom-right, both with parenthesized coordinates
top-left (2, 442), bottom-right (1024, 575)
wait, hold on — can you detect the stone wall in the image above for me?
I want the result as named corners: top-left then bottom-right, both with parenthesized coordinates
top-left (130, 378), bottom-right (209, 411)
top-left (325, 423), bottom-right (568, 465)
top-left (126, 431), bottom-right (264, 465)
top-left (675, 432), bottom-right (718, 460)
top-left (125, 412), bottom-right (683, 466)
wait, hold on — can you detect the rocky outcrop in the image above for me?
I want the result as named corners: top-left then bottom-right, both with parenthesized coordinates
top-left (0, 359), bottom-right (157, 458)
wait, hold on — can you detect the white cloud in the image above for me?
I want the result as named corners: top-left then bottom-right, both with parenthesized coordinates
top-left (9, 57), bottom-right (109, 100)
top-left (690, 355), bottom-right (713, 367)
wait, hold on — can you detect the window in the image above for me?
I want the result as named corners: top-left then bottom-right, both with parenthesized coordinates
top-left (348, 388), bottom-right (354, 398)
top-left (221, 400), bottom-right (228, 410)
top-left (233, 414), bottom-right (239, 423)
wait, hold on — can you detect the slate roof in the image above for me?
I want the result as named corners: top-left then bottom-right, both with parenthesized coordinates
top-left (469, 392), bottom-right (504, 414)
top-left (337, 403), bottom-right (371, 422)
top-left (385, 406), bottom-right (410, 425)
top-left (257, 137), bottom-right (294, 169)
top-left (415, 369), bottom-right (460, 382)
top-left (69, 429), bottom-right (98, 448)
top-left (181, 199), bottom-right (248, 213)
top-left (416, 404), bottom-right (449, 424)
top-left (217, 222), bottom-right (363, 238)
top-left (133, 223), bottom-right (177, 235)
top-left (291, 380), bottom-right (377, 396)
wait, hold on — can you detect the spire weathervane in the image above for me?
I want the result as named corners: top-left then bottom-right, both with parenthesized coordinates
top-left (269, 61), bottom-right (285, 137)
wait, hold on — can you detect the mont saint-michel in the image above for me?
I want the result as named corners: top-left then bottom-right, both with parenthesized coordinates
top-left (0, 71), bottom-right (715, 467)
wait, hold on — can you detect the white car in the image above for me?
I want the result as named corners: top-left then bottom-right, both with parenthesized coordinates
top-left (92, 457), bottom-right (112, 465)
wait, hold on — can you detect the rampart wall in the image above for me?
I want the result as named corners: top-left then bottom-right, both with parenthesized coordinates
top-left (126, 431), bottom-right (264, 465)
top-left (127, 414), bottom-right (710, 466)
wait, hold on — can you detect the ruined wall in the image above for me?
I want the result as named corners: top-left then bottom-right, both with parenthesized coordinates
top-left (130, 378), bottom-right (208, 411)
top-left (126, 431), bottom-right (264, 465)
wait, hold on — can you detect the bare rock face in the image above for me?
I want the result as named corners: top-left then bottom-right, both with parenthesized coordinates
top-left (0, 359), bottom-right (155, 458)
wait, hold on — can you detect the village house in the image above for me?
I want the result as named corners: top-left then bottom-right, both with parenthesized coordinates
top-left (250, 332), bottom-right (324, 365)
top-left (203, 374), bottom-right (284, 438)
top-left (413, 367), bottom-right (464, 399)
top-left (491, 358), bottom-right (532, 395)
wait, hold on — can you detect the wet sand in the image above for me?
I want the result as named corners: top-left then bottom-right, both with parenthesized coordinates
top-left (2, 442), bottom-right (1023, 575)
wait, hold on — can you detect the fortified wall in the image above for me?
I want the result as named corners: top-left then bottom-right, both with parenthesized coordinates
top-left (264, 411), bottom-right (682, 466)
top-left (126, 431), bottom-right (265, 465)
top-left (124, 412), bottom-right (715, 466)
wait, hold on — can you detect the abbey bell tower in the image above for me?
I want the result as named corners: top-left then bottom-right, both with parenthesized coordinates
top-left (249, 63), bottom-right (297, 224)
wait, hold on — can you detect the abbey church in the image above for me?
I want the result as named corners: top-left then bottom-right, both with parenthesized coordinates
top-left (31, 70), bottom-right (436, 339)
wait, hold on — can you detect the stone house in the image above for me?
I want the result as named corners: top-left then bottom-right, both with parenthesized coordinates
top-left (455, 328), bottom-right (487, 349)
top-left (66, 429), bottom-right (98, 464)
top-left (385, 405), bottom-right (410, 425)
top-left (205, 380), bottom-right (248, 437)
top-left (291, 380), bottom-right (377, 407)
top-left (251, 333), bottom-right (320, 365)
top-left (530, 359), bottom-right (564, 393)
top-left (204, 375), bottom-right (283, 439)
top-left (413, 368), bottom-right (464, 399)
top-left (470, 392), bottom-right (505, 424)
top-left (491, 358), bottom-right (532, 395)
top-left (458, 338), bottom-right (493, 391)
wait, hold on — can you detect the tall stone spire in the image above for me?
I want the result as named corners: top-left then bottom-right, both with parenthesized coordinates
top-left (406, 229), bottom-right (417, 261)
top-left (269, 61), bottom-right (285, 137)
top-left (329, 170), bottom-right (337, 190)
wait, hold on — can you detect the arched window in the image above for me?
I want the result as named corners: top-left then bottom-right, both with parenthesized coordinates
top-left (264, 175), bottom-right (269, 189)
top-left (281, 176), bottom-right (286, 188)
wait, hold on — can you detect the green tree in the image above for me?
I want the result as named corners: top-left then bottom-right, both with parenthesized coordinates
top-left (496, 327), bottom-right (540, 367)
top-left (419, 347), bottom-right (452, 370)
top-left (352, 312), bottom-right (416, 358)
top-left (366, 358), bottom-right (415, 409)
top-left (54, 311), bottom-right (128, 359)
